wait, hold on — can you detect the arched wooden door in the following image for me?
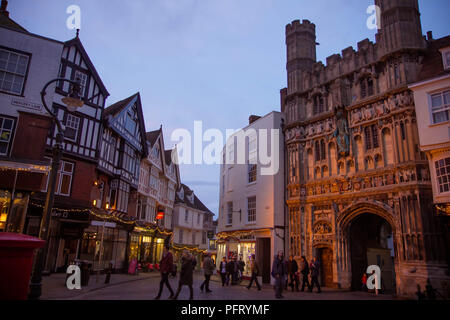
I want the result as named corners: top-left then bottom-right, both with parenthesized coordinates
top-left (319, 248), bottom-right (333, 287)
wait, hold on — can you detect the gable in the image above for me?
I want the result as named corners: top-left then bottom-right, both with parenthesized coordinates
top-left (107, 94), bottom-right (148, 156)
top-left (59, 38), bottom-right (109, 108)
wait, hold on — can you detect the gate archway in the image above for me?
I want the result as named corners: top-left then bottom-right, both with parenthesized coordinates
top-left (336, 201), bottom-right (399, 293)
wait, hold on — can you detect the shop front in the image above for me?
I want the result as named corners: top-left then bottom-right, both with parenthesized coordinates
top-left (0, 159), bottom-right (49, 233)
top-left (127, 224), bottom-right (173, 272)
top-left (172, 243), bottom-right (206, 271)
top-left (216, 236), bottom-right (256, 278)
top-left (216, 229), bottom-right (274, 282)
top-left (24, 199), bottom-right (93, 273)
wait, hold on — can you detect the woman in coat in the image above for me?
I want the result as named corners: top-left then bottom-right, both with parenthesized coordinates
top-left (171, 251), bottom-right (194, 300)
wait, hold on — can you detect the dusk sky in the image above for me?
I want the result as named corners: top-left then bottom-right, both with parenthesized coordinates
top-left (10, 0), bottom-right (450, 217)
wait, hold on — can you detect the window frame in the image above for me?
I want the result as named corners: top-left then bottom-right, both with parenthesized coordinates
top-left (64, 113), bottom-right (80, 142)
top-left (0, 46), bottom-right (31, 96)
top-left (74, 69), bottom-right (88, 98)
top-left (428, 89), bottom-right (450, 125)
top-left (226, 202), bottom-right (233, 226)
top-left (435, 157), bottom-right (450, 194)
top-left (247, 196), bottom-right (256, 223)
top-left (0, 116), bottom-right (16, 156)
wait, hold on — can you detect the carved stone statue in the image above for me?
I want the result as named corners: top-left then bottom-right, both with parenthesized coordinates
top-left (334, 105), bottom-right (350, 158)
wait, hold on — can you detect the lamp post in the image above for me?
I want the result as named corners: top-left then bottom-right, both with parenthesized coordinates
top-left (28, 78), bottom-right (84, 300)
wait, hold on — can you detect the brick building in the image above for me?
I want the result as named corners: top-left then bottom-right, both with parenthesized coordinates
top-left (0, 3), bottom-right (62, 234)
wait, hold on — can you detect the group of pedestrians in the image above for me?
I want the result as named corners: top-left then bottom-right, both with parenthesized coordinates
top-left (272, 251), bottom-right (322, 299)
top-left (218, 255), bottom-right (245, 287)
top-left (155, 246), bottom-right (324, 300)
top-left (155, 246), bottom-right (217, 300)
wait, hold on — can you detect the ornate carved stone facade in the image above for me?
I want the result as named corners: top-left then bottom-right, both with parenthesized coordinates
top-left (281, 0), bottom-right (449, 297)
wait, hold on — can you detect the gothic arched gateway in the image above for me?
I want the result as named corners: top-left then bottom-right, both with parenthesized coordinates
top-left (336, 202), bottom-right (398, 293)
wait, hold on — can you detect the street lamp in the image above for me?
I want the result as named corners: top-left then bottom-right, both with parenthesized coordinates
top-left (28, 78), bottom-right (84, 300)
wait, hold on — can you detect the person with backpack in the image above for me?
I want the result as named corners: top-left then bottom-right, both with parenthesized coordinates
top-left (300, 256), bottom-right (311, 292)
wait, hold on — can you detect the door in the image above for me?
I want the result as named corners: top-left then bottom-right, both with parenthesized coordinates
top-left (320, 248), bottom-right (333, 287)
top-left (257, 238), bottom-right (271, 284)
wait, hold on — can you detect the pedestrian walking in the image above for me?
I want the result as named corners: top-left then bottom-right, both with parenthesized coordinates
top-left (231, 257), bottom-right (239, 285)
top-left (271, 250), bottom-right (287, 299)
top-left (238, 257), bottom-right (245, 282)
top-left (200, 253), bottom-right (215, 293)
top-left (361, 273), bottom-right (368, 292)
top-left (299, 256), bottom-right (311, 292)
top-left (225, 258), bottom-right (234, 286)
top-left (287, 255), bottom-right (299, 292)
top-left (171, 251), bottom-right (194, 300)
top-left (309, 257), bottom-right (321, 293)
top-left (154, 245), bottom-right (175, 300)
top-left (219, 257), bottom-right (227, 287)
top-left (246, 254), bottom-right (261, 291)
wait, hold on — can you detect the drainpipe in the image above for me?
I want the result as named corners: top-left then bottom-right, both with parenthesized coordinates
top-left (281, 118), bottom-right (287, 255)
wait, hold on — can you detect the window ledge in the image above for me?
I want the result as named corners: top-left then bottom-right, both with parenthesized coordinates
top-left (429, 120), bottom-right (450, 128)
top-left (247, 182), bottom-right (257, 187)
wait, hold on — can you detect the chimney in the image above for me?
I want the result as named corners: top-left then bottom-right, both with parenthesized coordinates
top-left (249, 115), bottom-right (261, 125)
top-left (427, 31), bottom-right (433, 41)
top-left (0, 0), bottom-right (9, 18)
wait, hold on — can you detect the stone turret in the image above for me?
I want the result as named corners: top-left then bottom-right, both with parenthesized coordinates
top-left (375, 0), bottom-right (426, 58)
top-left (285, 19), bottom-right (317, 94)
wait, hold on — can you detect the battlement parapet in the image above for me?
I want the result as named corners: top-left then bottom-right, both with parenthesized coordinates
top-left (286, 19), bottom-right (316, 37)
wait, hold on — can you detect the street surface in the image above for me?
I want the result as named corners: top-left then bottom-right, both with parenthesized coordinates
top-left (41, 271), bottom-right (398, 300)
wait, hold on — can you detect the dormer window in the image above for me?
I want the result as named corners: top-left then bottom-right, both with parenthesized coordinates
top-left (440, 47), bottom-right (450, 70)
top-left (187, 193), bottom-right (194, 204)
top-left (177, 188), bottom-right (184, 200)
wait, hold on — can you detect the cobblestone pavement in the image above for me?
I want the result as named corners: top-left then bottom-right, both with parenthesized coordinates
top-left (41, 271), bottom-right (398, 300)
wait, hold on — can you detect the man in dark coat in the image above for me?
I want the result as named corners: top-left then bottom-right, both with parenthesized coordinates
top-left (246, 254), bottom-right (261, 291)
top-left (172, 251), bottom-right (194, 300)
top-left (286, 255), bottom-right (299, 292)
top-left (271, 250), bottom-right (287, 299)
top-left (219, 257), bottom-right (228, 287)
top-left (238, 258), bottom-right (245, 282)
top-left (225, 258), bottom-right (234, 286)
top-left (300, 256), bottom-right (311, 292)
top-left (200, 253), bottom-right (215, 293)
top-left (155, 245), bottom-right (174, 299)
top-left (309, 257), bottom-right (321, 293)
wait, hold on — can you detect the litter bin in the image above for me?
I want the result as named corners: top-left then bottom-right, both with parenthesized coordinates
top-left (80, 261), bottom-right (92, 287)
top-left (0, 233), bottom-right (45, 300)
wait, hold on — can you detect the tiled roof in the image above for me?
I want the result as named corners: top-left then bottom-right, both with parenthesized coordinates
top-left (416, 36), bottom-right (450, 83)
top-left (175, 183), bottom-right (213, 214)
top-left (146, 129), bottom-right (161, 147)
top-left (0, 12), bottom-right (28, 33)
top-left (104, 93), bottom-right (138, 116)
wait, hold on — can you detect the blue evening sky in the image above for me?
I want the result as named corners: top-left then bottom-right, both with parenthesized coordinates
top-left (10, 0), bottom-right (450, 217)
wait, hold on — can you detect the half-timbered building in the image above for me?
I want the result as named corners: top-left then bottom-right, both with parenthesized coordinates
top-left (84, 92), bottom-right (148, 271)
top-left (129, 127), bottom-right (180, 266)
top-left (26, 33), bottom-right (110, 273)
